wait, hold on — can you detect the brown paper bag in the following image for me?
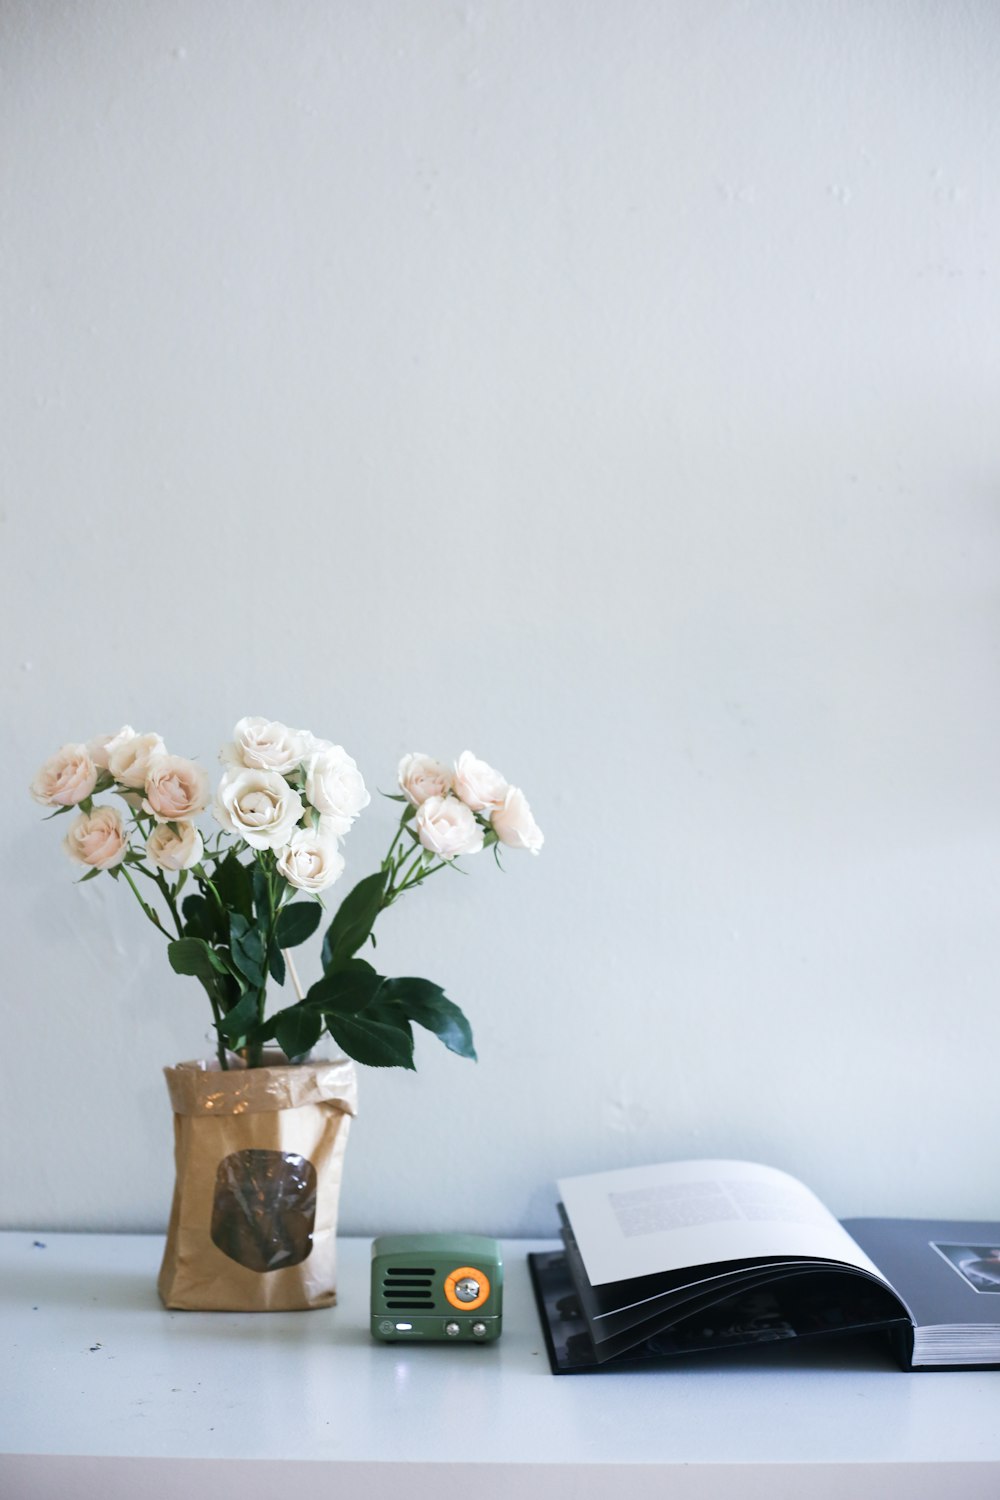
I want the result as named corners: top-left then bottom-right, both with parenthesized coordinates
top-left (158, 1053), bottom-right (358, 1311)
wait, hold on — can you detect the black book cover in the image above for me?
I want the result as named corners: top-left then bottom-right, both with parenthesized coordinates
top-left (531, 1161), bottom-right (1000, 1374)
top-left (845, 1219), bottom-right (1000, 1371)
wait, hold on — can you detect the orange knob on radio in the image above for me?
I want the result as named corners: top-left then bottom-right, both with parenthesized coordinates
top-left (443, 1265), bottom-right (490, 1311)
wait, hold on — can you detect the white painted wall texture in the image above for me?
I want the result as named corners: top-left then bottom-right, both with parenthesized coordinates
top-left (3, 1), bottom-right (1000, 1237)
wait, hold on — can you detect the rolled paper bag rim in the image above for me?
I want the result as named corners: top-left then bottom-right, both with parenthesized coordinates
top-left (163, 1053), bottom-right (358, 1118)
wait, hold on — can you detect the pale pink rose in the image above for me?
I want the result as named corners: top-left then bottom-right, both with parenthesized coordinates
top-left (29, 744), bottom-right (98, 807)
top-left (213, 767), bottom-right (304, 850)
top-left (146, 821), bottom-right (204, 871)
top-left (143, 755), bottom-right (210, 822)
top-left (108, 732), bottom-right (166, 788)
top-left (277, 830), bottom-right (345, 893)
top-left (491, 786), bottom-right (544, 854)
top-left (415, 795), bottom-right (484, 860)
top-left (398, 753), bottom-right (453, 807)
top-left (63, 805), bottom-right (129, 870)
top-left (86, 726), bottom-right (135, 771)
top-left (220, 717), bottom-right (305, 775)
top-left (303, 746), bottom-right (370, 836)
top-left (453, 751), bottom-right (508, 813)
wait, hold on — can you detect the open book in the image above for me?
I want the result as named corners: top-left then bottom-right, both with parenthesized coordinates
top-left (528, 1159), bottom-right (1000, 1373)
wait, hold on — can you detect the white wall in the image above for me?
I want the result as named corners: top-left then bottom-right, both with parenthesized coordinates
top-left (3, 0), bottom-right (1000, 1238)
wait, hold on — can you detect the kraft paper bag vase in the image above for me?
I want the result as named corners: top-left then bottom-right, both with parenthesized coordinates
top-left (158, 1053), bottom-right (358, 1311)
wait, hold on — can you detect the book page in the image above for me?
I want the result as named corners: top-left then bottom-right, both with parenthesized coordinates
top-left (558, 1159), bottom-right (886, 1287)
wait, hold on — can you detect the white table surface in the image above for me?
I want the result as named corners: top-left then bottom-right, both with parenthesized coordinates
top-left (2, 1232), bottom-right (1000, 1500)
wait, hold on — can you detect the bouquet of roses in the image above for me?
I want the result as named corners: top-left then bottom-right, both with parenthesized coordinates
top-left (30, 718), bottom-right (543, 1070)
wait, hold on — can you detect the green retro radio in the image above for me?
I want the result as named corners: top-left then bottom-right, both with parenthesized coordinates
top-left (370, 1233), bottom-right (503, 1343)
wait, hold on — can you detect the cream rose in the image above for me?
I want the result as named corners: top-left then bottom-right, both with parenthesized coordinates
top-left (108, 731), bottom-right (166, 789)
top-left (303, 746), bottom-right (370, 836)
top-left (220, 717), bottom-right (305, 775)
top-left (300, 810), bottom-right (352, 842)
top-left (317, 812), bottom-right (345, 839)
top-left (213, 767), bottom-right (304, 850)
top-left (298, 729), bottom-right (333, 757)
top-left (143, 755), bottom-right (210, 822)
top-left (63, 805), bottom-right (128, 870)
top-left (86, 726), bottom-right (135, 771)
top-left (277, 830), bottom-right (345, 893)
top-left (491, 786), bottom-right (544, 854)
top-left (453, 751), bottom-right (508, 813)
top-left (30, 744), bottom-right (98, 807)
top-left (146, 821), bottom-right (204, 871)
top-left (398, 753), bottom-right (453, 807)
top-left (415, 795), bottom-right (484, 859)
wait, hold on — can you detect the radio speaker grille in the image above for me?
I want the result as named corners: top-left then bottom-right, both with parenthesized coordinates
top-left (382, 1265), bottom-right (438, 1310)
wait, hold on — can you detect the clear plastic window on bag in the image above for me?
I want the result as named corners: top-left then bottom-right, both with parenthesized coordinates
top-left (210, 1149), bottom-right (318, 1272)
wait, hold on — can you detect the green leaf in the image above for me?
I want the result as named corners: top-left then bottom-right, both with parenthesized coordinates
top-left (275, 902), bottom-right (321, 949)
top-left (167, 938), bottom-right (229, 981)
top-left (307, 959), bottom-right (382, 1015)
top-left (229, 913), bottom-right (266, 987)
top-left (273, 1006), bottom-right (323, 1060)
top-left (325, 1010), bottom-right (415, 1069)
top-left (382, 977), bottom-right (477, 1061)
top-left (75, 867), bottom-right (102, 884)
top-left (214, 851), bottom-right (254, 922)
top-left (268, 944), bottom-right (286, 986)
top-left (321, 871), bottom-right (387, 971)
top-left (212, 948), bottom-right (249, 989)
top-left (182, 894), bottom-right (217, 941)
top-left (43, 803), bottom-right (76, 820)
top-left (216, 990), bottom-right (262, 1044)
top-left (196, 967), bottom-right (239, 1013)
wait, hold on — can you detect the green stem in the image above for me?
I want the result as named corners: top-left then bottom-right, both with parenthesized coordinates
top-left (239, 852), bottom-right (285, 1068)
top-left (195, 867), bottom-right (226, 916)
top-left (382, 813), bottom-right (411, 872)
top-left (394, 858), bottom-right (450, 896)
top-left (206, 992), bottom-right (228, 1070)
top-left (153, 870), bottom-right (184, 938)
top-left (119, 866), bottom-right (173, 939)
top-left (398, 839), bottom-right (427, 881)
top-left (381, 848), bottom-right (417, 905)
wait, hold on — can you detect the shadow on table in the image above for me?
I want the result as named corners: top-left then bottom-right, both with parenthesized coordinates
top-left (157, 1314), bottom-right (374, 1354)
top-left (2, 1263), bottom-right (158, 1312)
top-left (5, 1258), bottom-right (379, 1349)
